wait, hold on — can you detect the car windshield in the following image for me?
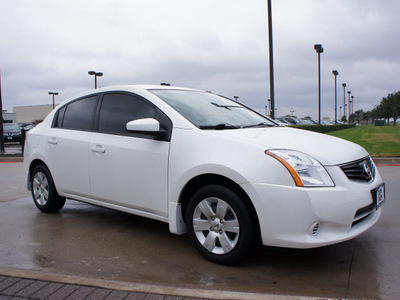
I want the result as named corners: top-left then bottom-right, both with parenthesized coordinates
top-left (3, 124), bottom-right (20, 131)
top-left (150, 90), bottom-right (276, 129)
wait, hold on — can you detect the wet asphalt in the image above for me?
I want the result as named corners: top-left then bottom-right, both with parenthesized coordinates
top-left (0, 156), bottom-right (399, 300)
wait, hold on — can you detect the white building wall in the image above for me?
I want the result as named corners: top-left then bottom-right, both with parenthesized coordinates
top-left (14, 104), bottom-right (57, 123)
top-left (2, 112), bottom-right (17, 123)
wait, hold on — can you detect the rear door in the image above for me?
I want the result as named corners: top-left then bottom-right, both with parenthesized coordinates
top-left (45, 95), bottom-right (99, 199)
top-left (89, 92), bottom-right (171, 217)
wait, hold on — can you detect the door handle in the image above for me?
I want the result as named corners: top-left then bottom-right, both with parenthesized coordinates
top-left (90, 145), bottom-right (106, 154)
top-left (47, 137), bottom-right (58, 145)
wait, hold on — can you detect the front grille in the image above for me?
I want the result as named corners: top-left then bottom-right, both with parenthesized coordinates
top-left (340, 157), bottom-right (375, 183)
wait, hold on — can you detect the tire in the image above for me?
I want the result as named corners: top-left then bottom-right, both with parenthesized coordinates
top-left (31, 165), bottom-right (66, 213)
top-left (186, 185), bottom-right (255, 265)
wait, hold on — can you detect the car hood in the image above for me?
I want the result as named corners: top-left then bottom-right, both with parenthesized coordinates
top-left (210, 127), bottom-right (368, 166)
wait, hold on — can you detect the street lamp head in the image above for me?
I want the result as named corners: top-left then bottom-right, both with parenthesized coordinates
top-left (97, 72), bottom-right (103, 77)
top-left (332, 70), bottom-right (339, 76)
top-left (348, 91), bottom-right (351, 95)
top-left (88, 71), bottom-right (95, 75)
top-left (342, 83), bottom-right (347, 88)
top-left (48, 92), bottom-right (59, 95)
top-left (314, 44), bottom-right (324, 53)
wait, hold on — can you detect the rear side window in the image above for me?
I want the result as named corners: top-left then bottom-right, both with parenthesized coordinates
top-left (55, 95), bottom-right (98, 131)
top-left (98, 93), bottom-right (157, 136)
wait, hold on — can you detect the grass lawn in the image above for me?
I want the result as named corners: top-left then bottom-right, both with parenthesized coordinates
top-left (326, 125), bottom-right (400, 157)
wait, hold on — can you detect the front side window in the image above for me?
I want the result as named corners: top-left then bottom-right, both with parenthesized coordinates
top-left (58, 95), bottom-right (98, 131)
top-left (150, 90), bottom-right (276, 129)
top-left (98, 93), bottom-right (158, 136)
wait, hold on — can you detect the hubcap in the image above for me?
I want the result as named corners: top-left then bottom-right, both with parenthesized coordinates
top-left (32, 172), bottom-right (49, 206)
top-left (192, 197), bottom-right (239, 254)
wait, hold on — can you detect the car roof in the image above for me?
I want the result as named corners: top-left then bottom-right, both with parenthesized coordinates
top-left (97, 85), bottom-right (202, 92)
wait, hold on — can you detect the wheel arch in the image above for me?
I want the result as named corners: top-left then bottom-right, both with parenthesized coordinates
top-left (28, 159), bottom-right (50, 190)
top-left (179, 173), bottom-right (261, 243)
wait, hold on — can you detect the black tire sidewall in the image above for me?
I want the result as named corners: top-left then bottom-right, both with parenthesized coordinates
top-left (186, 184), bottom-right (254, 265)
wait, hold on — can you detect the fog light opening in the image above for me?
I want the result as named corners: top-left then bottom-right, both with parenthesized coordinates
top-left (308, 222), bottom-right (322, 236)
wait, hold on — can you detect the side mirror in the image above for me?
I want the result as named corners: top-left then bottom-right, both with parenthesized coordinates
top-left (126, 118), bottom-right (167, 140)
top-left (126, 118), bottom-right (160, 132)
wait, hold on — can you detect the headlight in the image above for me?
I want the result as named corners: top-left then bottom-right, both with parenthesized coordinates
top-left (265, 150), bottom-right (334, 187)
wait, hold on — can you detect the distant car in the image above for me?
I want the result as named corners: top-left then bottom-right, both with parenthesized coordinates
top-left (273, 119), bottom-right (289, 126)
top-left (301, 118), bottom-right (317, 125)
top-left (321, 119), bottom-right (336, 125)
top-left (21, 124), bottom-right (35, 131)
top-left (24, 85), bottom-right (385, 265)
top-left (3, 123), bottom-right (22, 144)
top-left (282, 117), bottom-right (301, 125)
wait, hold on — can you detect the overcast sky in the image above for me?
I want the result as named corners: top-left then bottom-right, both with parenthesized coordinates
top-left (1, 0), bottom-right (399, 120)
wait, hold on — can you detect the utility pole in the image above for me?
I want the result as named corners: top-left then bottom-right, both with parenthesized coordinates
top-left (267, 0), bottom-right (275, 119)
top-left (314, 44), bottom-right (324, 124)
top-left (0, 68), bottom-right (5, 153)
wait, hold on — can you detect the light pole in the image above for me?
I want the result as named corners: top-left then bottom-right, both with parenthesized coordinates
top-left (339, 106), bottom-right (342, 119)
top-left (290, 110), bottom-right (294, 116)
top-left (233, 96), bottom-right (239, 102)
top-left (267, 99), bottom-right (271, 117)
top-left (48, 92), bottom-right (58, 109)
top-left (332, 70), bottom-right (339, 123)
top-left (314, 44), bottom-right (324, 124)
top-left (342, 83), bottom-right (347, 120)
top-left (88, 71), bottom-right (103, 89)
top-left (347, 91), bottom-right (351, 122)
top-left (0, 68), bottom-right (4, 153)
top-left (267, 0), bottom-right (275, 119)
top-left (351, 95), bottom-right (354, 114)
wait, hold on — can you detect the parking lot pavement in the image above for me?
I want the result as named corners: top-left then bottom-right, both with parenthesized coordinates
top-left (0, 163), bottom-right (399, 300)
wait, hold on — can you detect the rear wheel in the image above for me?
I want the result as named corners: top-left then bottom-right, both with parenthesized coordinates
top-left (186, 185), bottom-right (255, 265)
top-left (31, 165), bottom-right (65, 213)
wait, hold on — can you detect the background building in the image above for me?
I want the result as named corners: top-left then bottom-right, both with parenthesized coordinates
top-left (2, 110), bottom-right (17, 123)
top-left (13, 104), bottom-right (57, 124)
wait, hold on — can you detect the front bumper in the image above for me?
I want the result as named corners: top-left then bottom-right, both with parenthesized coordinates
top-left (242, 165), bottom-right (384, 249)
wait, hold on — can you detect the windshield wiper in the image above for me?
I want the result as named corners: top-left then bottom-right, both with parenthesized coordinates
top-left (211, 102), bottom-right (241, 111)
top-left (242, 122), bottom-right (273, 128)
top-left (200, 123), bottom-right (240, 130)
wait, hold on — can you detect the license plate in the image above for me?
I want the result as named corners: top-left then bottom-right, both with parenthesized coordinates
top-left (372, 183), bottom-right (385, 210)
top-left (7, 137), bottom-right (12, 140)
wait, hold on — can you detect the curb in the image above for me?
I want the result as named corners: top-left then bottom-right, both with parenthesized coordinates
top-left (372, 157), bottom-right (400, 166)
top-left (0, 156), bottom-right (23, 163)
top-left (0, 268), bottom-right (338, 300)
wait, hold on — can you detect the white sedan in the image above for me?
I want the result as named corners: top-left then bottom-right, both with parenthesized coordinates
top-left (24, 85), bottom-right (385, 265)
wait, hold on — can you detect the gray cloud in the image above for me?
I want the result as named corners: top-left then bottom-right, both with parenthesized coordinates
top-left (1, 0), bottom-right (399, 120)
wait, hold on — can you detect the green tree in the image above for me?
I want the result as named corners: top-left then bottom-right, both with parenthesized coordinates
top-left (351, 109), bottom-right (364, 124)
top-left (361, 110), bottom-right (371, 124)
top-left (378, 92), bottom-right (400, 126)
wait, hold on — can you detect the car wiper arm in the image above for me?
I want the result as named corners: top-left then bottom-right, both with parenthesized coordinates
top-left (242, 122), bottom-right (273, 128)
top-left (210, 102), bottom-right (241, 111)
top-left (200, 123), bottom-right (240, 130)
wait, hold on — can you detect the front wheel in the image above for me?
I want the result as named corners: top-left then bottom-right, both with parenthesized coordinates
top-left (31, 165), bottom-right (66, 213)
top-left (186, 185), bottom-right (255, 265)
